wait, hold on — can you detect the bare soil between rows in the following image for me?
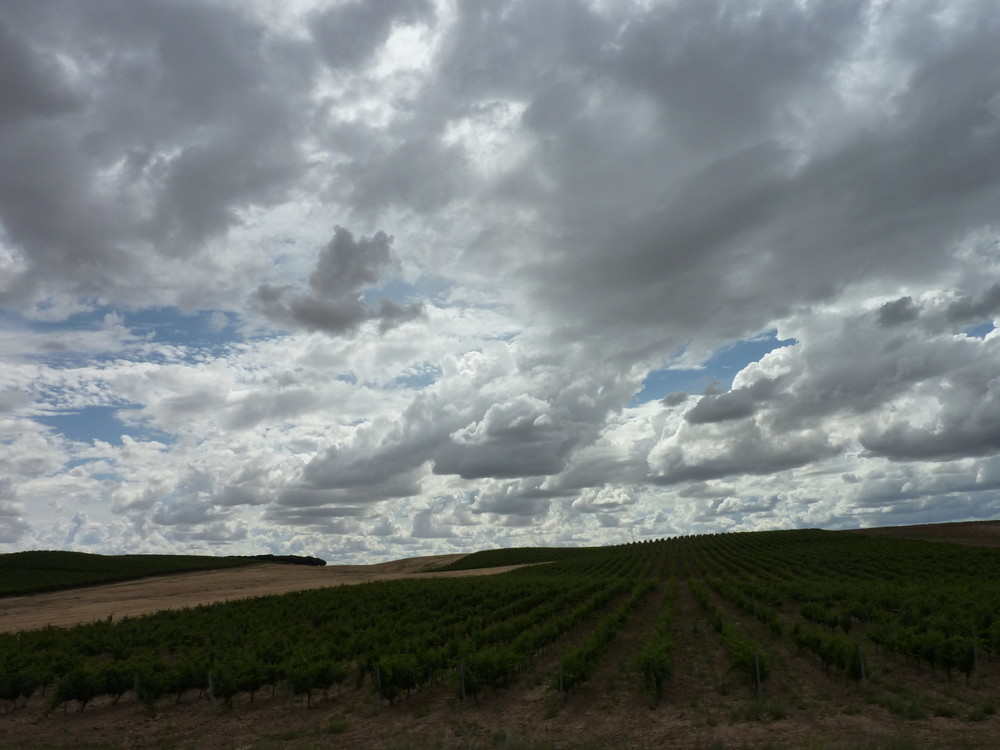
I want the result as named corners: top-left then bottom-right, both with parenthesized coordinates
top-left (4, 569), bottom-right (998, 750)
top-left (0, 554), bottom-right (530, 633)
top-left (5, 525), bottom-right (1000, 748)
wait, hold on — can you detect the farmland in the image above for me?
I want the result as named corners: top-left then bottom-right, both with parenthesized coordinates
top-left (0, 550), bottom-right (260, 598)
top-left (2, 526), bottom-right (1000, 749)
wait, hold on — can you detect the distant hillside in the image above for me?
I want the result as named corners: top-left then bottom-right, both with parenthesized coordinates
top-left (431, 545), bottom-right (583, 571)
top-left (251, 553), bottom-right (326, 566)
top-left (0, 550), bottom-right (256, 598)
top-left (843, 519), bottom-right (1000, 548)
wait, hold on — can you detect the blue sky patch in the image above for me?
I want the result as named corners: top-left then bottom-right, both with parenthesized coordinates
top-left (120, 307), bottom-right (237, 348)
top-left (389, 365), bottom-right (442, 390)
top-left (630, 332), bottom-right (795, 406)
top-left (36, 406), bottom-right (133, 446)
top-left (35, 405), bottom-right (173, 446)
top-left (14, 305), bottom-right (244, 359)
top-left (963, 322), bottom-right (995, 339)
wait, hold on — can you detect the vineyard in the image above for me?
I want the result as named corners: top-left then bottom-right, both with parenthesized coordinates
top-left (2, 529), bottom-right (1000, 749)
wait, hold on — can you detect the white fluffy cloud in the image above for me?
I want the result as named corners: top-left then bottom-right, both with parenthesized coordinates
top-left (2, 0), bottom-right (1000, 561)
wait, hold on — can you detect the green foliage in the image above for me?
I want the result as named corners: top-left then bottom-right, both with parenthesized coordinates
top-left (0, 550), bottom-right (255, 597)
top-left (324, 714), bottom-right (349, 734)
top-left (4, 528), bottom-right (1000, 719)
top-left (632, 580), bottom-right (675, 707)
top-left (690, 578), bottom-right (769, 690)
top-left (556, 578), bottom-right (655, 696)
top-left (49, 666), bottom-right (102, 713)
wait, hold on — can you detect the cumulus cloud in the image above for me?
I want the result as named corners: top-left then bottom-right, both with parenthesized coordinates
top-left (649, 418), bottom-right (841, 485)
top-left (412, 507), bottom-right (457, 538)
top-left (3, 0), bottom-right (1000, 559)
top-left (946, 283), bottom-right (1000, 324)
top-left (0, 480), bottom-right (29, 543)
top-left (683, 378), bottom-right (781, 424)
top-left (253, 227), bottom-right (424, 335)
top-left (660, 392), bottom-right (689, 407)
top-left (878, 297), bottom-right (921, 327)
top-left (435, 394), bottom-right (572, 479)
top-left (0, 0), bottom-right (317, 311)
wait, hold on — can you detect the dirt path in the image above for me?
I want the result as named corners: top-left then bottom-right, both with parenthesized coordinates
top-left (0, 555), bottom-right (532, 633)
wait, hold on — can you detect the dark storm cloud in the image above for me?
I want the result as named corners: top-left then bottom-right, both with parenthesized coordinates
top-left (610, 0), bottom-right (863, 148)
top-left (0, 0), bottom-right (315, 307)
top-left (309, 0), bottom-right (434, 70)
top-left (0, 19), bottom-right (82, 124)
top-left (660, 392), bottom-right (689, 407)
top-left (311, 227), bottom-right (393, 296)
top-left (253, 227), bottom-right (424, 335)
top-left (878, 297), bottom-right (921, 327)
top-left (6, 0), bottom-right (1000, 555)
top-left (435, 0), bottom-right (608, 100)
top-left (502, 0), bottom-right (1000, 362)
top-left (684, 378), bottom-right (780, 424)
top-left (649, 420), bottom-right (840, 485)
top-left (946, 284), bottom-right (1000, 324)
top-left (859, 369), bottom-right (1000, 462)
top-left (347, 138), bottom-right (472, 214)
top-left (433, 396), bottom-right (575, 479)
top-left (683, 390), bottom-right (757, 424)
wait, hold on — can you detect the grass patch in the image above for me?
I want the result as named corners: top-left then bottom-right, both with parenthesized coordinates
top-left (967, 698), bottom-right (997, 722)
top-left (932, 703), bottom-right (958, 718)
top-left (542, 699), bottom-right (561, 720)
top-left (729, 697), bottom-right (788, 722)
top-left (324, 714), bottom-right (349, 734)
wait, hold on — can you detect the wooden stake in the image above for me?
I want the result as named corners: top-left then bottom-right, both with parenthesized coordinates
top-left (754, 652), bottom-right (761, 698)
top-left (973, 642), bottom-right (981, 688)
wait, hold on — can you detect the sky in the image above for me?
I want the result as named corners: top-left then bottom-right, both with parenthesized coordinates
top-left (2, 0), bottom-right (1000, 563)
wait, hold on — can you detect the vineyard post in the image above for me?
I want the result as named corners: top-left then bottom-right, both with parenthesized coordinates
top-left (132, 673), bottom-right (139, 714)
top-left (207, 671), bottom-right (215, 708)
top-left (973, 642), bottom-right (981, 687)
top-left (857, 648), bottom-right (867, 687)
top-left (559, 662), bottom-right (566, 706)
top-left (459, 663), bottom-right (466, 704)
top-left (754, 652), bottom-right (761, 698)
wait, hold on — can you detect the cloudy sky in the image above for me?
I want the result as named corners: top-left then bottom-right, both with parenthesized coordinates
top-left (2, 0), bottom-right (1000, 562)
